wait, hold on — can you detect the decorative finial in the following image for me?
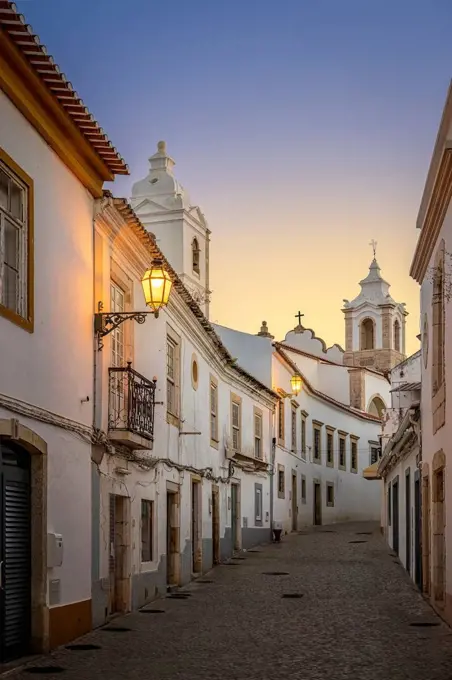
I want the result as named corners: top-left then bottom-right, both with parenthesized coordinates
top-left (257, 320), bottom-right (274, 339)
top-left (369, 239), bottom-right (377, 260)
top-left (157, 140), bottom-right (166, 154)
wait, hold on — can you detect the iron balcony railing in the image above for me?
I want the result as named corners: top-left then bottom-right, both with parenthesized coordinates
top-left (108, 363), bottom-right (156, 442)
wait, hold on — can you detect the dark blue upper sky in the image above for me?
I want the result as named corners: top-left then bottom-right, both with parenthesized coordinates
top-left (14, 0), bottom-right (452, 348)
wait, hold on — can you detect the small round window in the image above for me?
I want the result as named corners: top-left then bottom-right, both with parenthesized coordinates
top-left (191, 355), bottom-right (199, 390)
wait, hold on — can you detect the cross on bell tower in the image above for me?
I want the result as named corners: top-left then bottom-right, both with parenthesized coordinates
top-left (369, 239), bottom-right (377, 260)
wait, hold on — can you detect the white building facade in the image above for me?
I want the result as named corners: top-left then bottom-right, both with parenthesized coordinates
top-left (214, 317), bottom-right (392, 534)
top-left (377, 352), bottom-right (421, 586)
top-left (410, 82), bottom-right (452, 624)
top-left (92, 196), bottom-right (277, 626)
top-left (0, 3), bottom-right (128, 662)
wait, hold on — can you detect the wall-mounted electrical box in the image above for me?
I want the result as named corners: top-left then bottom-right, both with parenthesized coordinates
top-left (47, 532), bottom-right (63, 568)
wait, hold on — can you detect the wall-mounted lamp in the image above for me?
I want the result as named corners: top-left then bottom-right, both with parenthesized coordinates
top-left (94, 258), bottom-right (173, 351)
top-left (290, 373), bottom-right (302, 396)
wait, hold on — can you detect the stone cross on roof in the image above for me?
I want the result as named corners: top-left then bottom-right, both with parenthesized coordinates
top-left (295, 311), bottom-right (304, 325)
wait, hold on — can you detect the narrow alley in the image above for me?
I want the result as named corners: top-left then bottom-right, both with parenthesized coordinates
top-left (12, 523), bottom-right (452, 680)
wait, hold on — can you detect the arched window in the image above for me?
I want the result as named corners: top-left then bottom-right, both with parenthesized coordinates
top-left (394, 319), bottom-right (401, 352)
top-left (432, 243), bottom-right (445, 395)
top-left (192, 238), bottom-right (200, 275)
top-left (360, 318), bottom-right (375, 350)
top-left (368, 396), bottom-right (386, 418)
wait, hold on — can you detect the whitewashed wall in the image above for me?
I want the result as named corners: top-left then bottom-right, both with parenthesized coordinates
top-left (316, 362), bottom-right (350, 404)
top-left (420, 200), bottom-right (452, 608)
top-left (94, 215), bottom-right (275, 622)
top-left (365, 371), bottom-right (391, 411)
top-left (272, 355), bottom-right (382, 533)
top-left (384, 447), bottom-right (420, 574)
top-left (213, 323), bottom-right (273, 388)
top-left (0, 91), bottom-right (93, 612)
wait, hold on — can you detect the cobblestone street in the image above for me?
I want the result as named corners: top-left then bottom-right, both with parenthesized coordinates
top-left (14, 523), bottom-right (452, 680)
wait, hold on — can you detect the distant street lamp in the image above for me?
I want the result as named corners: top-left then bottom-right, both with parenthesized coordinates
top-left (290, 373), bottom-right (302, 396)
top-left (94, 258), bottom-right (173, 351)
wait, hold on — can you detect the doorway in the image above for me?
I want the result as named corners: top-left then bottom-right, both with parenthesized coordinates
top-left (166, 490), bottom-right (180, 586)
top-left (392, 479), bottom-right (399, 555)
top-left (191, 480), bottom-right (202, 574)
top-left (432, 467), bottom-right (445, 603)
top-left (211, 485), bottom-right (220, 565)
top-left (313, 482), bottom-right (322, 526)
top-left (414, 471), bottom-right (422, 590)
top-left (0, 441), bottom-right (31, 663)
top-left (108, 494), bottom-right (129, 616)
top-left (422, 474), bottom-right (431, 595)
top-left (230, 484), bottom-right (240, 552)
top-left (405, 469), bottom-right (411, 573)
top-left (291, 474), bottom-right (298, 531)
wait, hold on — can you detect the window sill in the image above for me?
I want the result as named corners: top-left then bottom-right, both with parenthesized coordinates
top-left (277, 492), bottom-right (285, 500)
top-left (313, 457), bottom-right (321, 465)
top-left (339, 465), bottom-right (346, 471)
top-left (140, 560), bottom-right (158, 571)
top-left (0, 303), bottom-right (33, 333)
top-left (166, 412), bottom-right (180, 429)
top-left (326, 460), bottom-right (334, 468)
top-left (326, 502), bottom-right (334, 508)
top-left (351, 468), bottom-right (357, 474)
top-left (210, 438), bottom-right (219, 450)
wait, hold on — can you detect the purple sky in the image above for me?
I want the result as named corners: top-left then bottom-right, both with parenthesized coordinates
top-left (16, 0), bottom-right (452, 352)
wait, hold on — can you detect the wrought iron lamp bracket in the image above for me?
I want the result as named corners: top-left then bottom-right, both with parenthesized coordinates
top-left (94, 302), bottom-right (155, 351)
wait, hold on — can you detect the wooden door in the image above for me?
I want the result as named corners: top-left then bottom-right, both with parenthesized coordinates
top-left (212, 486), bottom-right (220, 565)
top-left (414, 474), bottom-right (422, 589)
top-left (313, 483), bottom-right (322, 526)
top-left (405, 470), bottom-right (411, 573)
top-left (0, 442), bottom-right (31, 662)
top-left (392, 481), bottom-right (399, 555)
top-left (231, 485), bottom-right (237, 551)
top-left (291, 474), bottom-right (297, 531)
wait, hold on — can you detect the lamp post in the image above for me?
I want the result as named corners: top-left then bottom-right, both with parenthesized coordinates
top-left (94, 258), bottom-right (172, 351)
top-left (290, 373), bottom-right (302, 396)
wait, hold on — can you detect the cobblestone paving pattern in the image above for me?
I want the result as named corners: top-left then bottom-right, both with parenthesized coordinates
top-left (13, 522), bottom-right (452, 680)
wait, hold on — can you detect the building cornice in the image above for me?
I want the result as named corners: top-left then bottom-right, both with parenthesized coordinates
top-left (410, 148), bottom-right (452, 283)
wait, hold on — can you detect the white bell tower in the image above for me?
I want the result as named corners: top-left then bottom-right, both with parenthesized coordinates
top-left (130, 141), bottom-right (211, 317)
top-left (342, 245), bottom-right (407, 373)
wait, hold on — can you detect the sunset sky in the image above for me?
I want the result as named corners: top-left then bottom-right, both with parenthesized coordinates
top-left (17, 0), bottom-right (452, 356)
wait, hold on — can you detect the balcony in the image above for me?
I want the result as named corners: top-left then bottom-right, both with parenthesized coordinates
top-left (108, 363), bottom-right (156, 450)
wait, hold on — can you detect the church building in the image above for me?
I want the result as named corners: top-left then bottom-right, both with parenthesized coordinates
top-left (129, 141), bottom-right (408, 532)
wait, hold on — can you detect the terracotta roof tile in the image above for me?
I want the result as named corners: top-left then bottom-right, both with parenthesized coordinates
top-left (0, 1), bottom-right (128, 176)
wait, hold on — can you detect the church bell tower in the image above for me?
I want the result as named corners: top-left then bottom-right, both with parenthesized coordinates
top-left (130, 141), bottom-right (211, 317)
top-left (342, 246), bottom-right (407, 374)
